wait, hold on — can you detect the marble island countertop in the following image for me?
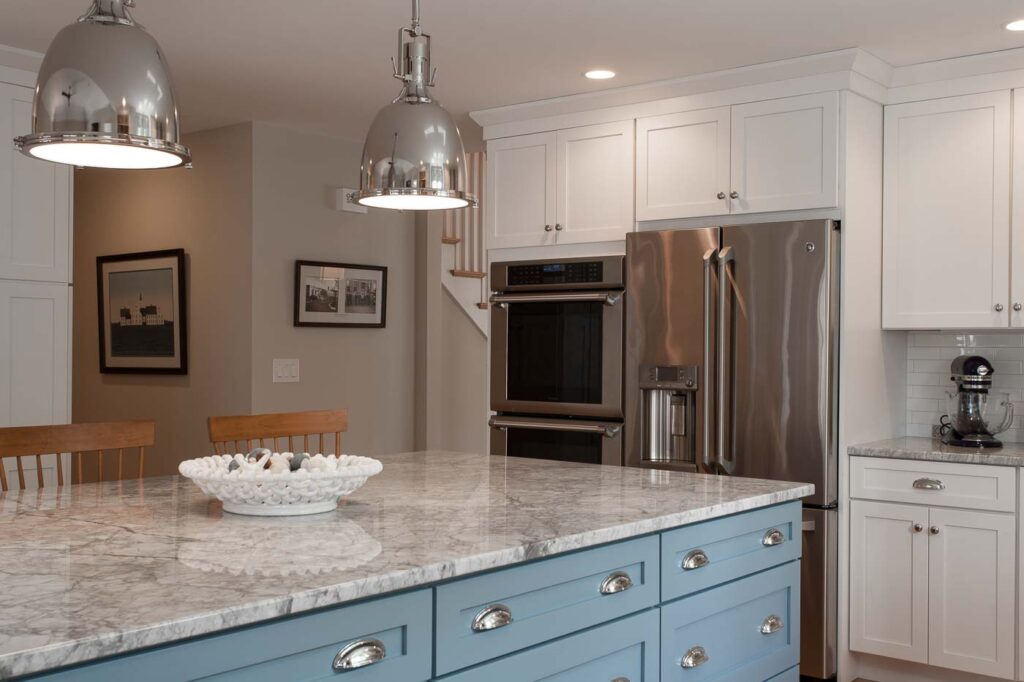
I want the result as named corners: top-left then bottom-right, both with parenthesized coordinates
top-left (849, 436), bottom-right (1024, 466)
top-left (0, 450), bottom-right (812, 678)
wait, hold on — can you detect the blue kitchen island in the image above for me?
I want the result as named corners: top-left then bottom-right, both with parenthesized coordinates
top-left (0, 451), bottom-right (812, 681)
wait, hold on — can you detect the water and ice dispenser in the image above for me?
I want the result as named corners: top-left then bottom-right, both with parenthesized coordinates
top-left (638, 365), bottom-right (697, 467)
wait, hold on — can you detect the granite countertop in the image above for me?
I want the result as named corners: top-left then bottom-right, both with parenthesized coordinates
top-left (849, 437), bottom-right (1024, 466)
top-left (0, 450), bottom-right (812, 678)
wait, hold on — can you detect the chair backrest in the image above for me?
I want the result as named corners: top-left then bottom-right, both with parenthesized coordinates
top-left (0, 420), bottom-right (156, 490)
top-left (207, 409), bottom-right (348, 456)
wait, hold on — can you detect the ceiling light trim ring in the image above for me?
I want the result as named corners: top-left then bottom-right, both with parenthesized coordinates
top-left (14, 131), bottom-right (190, 162)
top-left (352, 187), bottom-right (477, 206)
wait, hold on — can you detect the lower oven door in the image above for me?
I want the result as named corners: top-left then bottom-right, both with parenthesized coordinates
top-left (489, 415), bottom-right (624, 466)
top-left (490, 290), bottom-right (624, 419)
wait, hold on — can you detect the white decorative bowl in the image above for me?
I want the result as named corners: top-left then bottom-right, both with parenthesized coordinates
top-left (178, 453), bottom-right (383, 516)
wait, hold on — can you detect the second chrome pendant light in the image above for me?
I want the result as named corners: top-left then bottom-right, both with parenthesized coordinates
top-left (353, 0), bottom-right (476, 211)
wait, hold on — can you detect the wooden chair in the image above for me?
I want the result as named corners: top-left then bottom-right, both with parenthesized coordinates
top-left (0, 420), bottom-right (156, 491)
top-left (207, 409), bottom-right (348, 456)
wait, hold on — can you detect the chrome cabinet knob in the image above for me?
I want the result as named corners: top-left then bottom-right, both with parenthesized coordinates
top-left (913, 523), bottom-right (924, 533)
top-left (762, 528), bottom-right (786, 546)
top-left (682, 549), bottom-right (710, 571)
top-left (332, 638), bottom-right (386, 671)
top-left (1015, 303), bottom-right (1023, 312)
top-left (599, 571), bottom-right (634, 595)
top-left (760, 614), bottom-right (785, 635)
top-left (554, 223), bottom-right (564, 231)
top-left (716, 191), bottom-right (726, 200)
top-left (729, 190), bottom-right (739, 199)
top-left (995, 303), bottom-right (1005, 312)
top-left (680, 645), bottom-right (710, 669)
top-left (471, 604), bottom-right (513, 632)
top-left (544, 224), bottom-right (553, 232)
top-left (930, 526), bottom-right (940, 535)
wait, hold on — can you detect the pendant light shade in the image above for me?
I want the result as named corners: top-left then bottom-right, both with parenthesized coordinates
top-left (353, 0), bottom-right (475, 210)
top-left (13, 0), bottom-right (190, 170)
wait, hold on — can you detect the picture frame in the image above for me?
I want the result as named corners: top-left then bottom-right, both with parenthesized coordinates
top-left (96, 249), bottom-right (188, 374)
top-left (294, 260), bottom-right (387, 328)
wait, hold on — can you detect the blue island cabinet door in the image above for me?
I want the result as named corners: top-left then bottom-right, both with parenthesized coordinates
top-left (661, 561), bottom-right (799, 682)
top-left (439, 610), bottom-right (659, 681)
top-left (26, 589), bottom-right (432, 682)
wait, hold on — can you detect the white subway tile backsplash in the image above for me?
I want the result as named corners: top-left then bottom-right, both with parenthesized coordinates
top-left (906, 331), bottom-right (1024, 443)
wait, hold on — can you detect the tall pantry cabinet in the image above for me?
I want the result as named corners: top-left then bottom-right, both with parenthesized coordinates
top-left (0, 75), bottom-right (72, 488)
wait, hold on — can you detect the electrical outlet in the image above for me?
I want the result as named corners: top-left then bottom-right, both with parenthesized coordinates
top-left (272, 358), bottom-right (300, 383)
top-left (335, 188), bottom-right (368, 214)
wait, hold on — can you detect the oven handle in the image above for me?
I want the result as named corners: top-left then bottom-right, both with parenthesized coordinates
top-left (489, 417), bottom-right (622, 439)
top-left (490, 291), bottom-right (623, 307)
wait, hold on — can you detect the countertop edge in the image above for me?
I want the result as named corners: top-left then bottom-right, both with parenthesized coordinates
top-left (849, 438), bottom-right (1024, 467)
top-left (2, 484), bottom-right (811, 678)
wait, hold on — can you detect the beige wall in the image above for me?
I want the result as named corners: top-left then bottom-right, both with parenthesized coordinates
top-left (439, 292), bottom-right (488, 453)
top-left (72, 123), bottom-right (254, 477)
top-left (249, 123), bottom-right (417, 455)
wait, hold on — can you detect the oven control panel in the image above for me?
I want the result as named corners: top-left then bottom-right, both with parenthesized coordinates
top-left (507, 261), bottom-right (604, 286)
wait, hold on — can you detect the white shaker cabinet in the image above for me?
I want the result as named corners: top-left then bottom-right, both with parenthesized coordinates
top-left (635, 107), bottom-right (731, 221)
top-left (554, 120), bottom-right (634, 244)
top-left (634, 92), bottom-right (838, 221)
top-left (0, 82), bottom-right (71, 283)
top-left (730, 91), bottom-right (839, 214)
top-left (882, 91), bottom-right (1011, 329)
top-left (486, 131), bottom-right (557, 249)
top-left (849, 499), bottom-right (929, 664)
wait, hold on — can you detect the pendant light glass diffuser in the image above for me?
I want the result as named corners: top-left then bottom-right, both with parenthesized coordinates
top-left (13, 0), bottom-right (190, 170)
top-left (353, 0), bottom-right (475, 210)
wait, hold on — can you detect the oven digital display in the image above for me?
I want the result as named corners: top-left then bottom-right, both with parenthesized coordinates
top-left (508, 261), bottom-right (603, 286)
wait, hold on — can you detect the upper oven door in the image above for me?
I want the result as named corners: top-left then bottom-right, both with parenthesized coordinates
top-left (490, 290), bottom-right (624, 419)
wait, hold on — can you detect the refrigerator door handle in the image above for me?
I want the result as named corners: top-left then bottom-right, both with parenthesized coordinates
top-left (701, 248), bottom-right (717, 472)
top-left (716, 246), bottom-right (734, 474)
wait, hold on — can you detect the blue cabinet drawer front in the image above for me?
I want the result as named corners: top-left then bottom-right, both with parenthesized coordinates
top-left (661, 561), bottom-right (800, 682)
top-left (440, 609), bottom-right (659, 682)
top-left (766, 665), bottom-right (799, 681)
top-left (435, 534), bottom-right (660, 675)
top-left (27, 590), bottom-right (432, 682)
top-left (661, 501), bottom-right (800, 601)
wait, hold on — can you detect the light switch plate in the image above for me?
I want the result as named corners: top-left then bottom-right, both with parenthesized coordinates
top-left (272, 358), bottom-right (300, 383)
top-left (335, 188), bottom-right (368, 214)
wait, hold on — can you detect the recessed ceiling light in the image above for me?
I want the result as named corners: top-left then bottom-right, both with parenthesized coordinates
top-left (584, 69), bottom-right (616, 80)
top-left (1006, 19), bottom-right (1024, 31)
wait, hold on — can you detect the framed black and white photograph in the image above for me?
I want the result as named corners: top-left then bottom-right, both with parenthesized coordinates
top-left (294, 260), bottom-right (387, 328)
top-left (97, 249), bottom-right (188, 374)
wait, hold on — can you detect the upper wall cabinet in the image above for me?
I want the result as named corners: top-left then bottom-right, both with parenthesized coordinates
top-left (882, 91), bottom-right (1011, 329)
top-left (487, 121), bottom-right (634, 249)
top-left (0, 82), bottom-right (71, 283)
top-left (635, 92), bottom-right (838, 222)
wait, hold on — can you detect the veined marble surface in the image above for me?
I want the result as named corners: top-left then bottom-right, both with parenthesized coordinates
top-left (849, 437), bottom-right (1024, 466)
top-left (0, 451), bottom-right (812, 678)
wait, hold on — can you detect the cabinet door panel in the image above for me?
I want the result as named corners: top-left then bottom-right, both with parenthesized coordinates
top-left (636, 107), bottom-right (730, 220)
top-left (486, 132), bottom-right (556, 249)
top-left (883, 91), bottom-right (1011, 329)
top-left (928, 507), bottom-right (1015, 679)
top-left (0, 280), bottom-right (70, 489)
top-left (0, 83), bottom-right (71, 283)
top-left (1011, 90), bottom-right (1024, 327)
top-left (729, 92), bottom-right (838, 214)
top-left (555, 120), bottom-right (634, 244)
top-left (849, 500), bottom-right (928, 663)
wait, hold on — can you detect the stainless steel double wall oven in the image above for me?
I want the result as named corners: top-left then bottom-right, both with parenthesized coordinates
top-left (489, 256), bottom-right (625, 465)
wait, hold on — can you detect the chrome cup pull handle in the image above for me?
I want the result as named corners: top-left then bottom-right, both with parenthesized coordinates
top-left (762, 528), bottom-right (786, 547)
top-left (913, 477), bottom-right (945, 491)
top-left (332, 638), bottom-right (386, 671)
top-left (471, 604), bottom-right (513, 632)
top-left (760, 614), bottom-right (784, 635)
top-left (599, 571), bottom-right (634, 595)
top-left (682, 549), bottom-right (710, 571)
top-left (680, 645), bottom-right (710, 669)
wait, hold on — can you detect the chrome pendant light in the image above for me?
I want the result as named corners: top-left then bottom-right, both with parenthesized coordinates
top-left (13, 0), bottom-right (190, 170)
top-left (353, 0), bottom-right (475, 210)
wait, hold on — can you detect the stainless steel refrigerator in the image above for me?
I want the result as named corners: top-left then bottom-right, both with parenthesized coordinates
top-left (625, 221), bottom-right (838, 680)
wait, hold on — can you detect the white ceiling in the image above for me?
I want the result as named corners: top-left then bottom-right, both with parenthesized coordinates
top-left (2, 0), bottom-right (1024, 150)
